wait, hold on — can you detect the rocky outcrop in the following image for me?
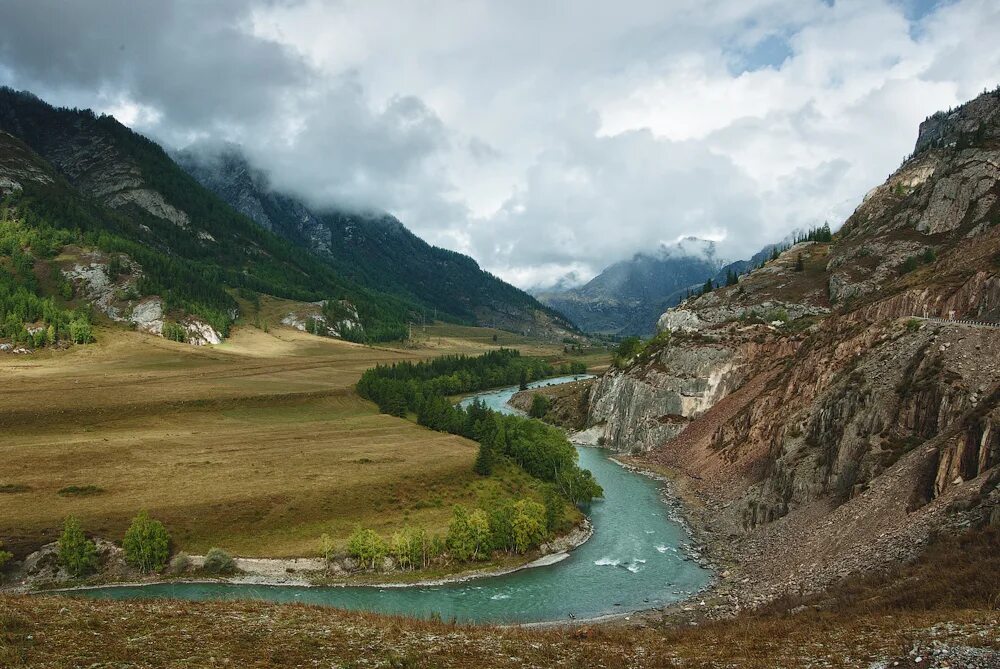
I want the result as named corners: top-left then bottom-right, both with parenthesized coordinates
top-left (60, 249), bottom-right (222, 346)
top-left (587, 88), bottom-right (1000, 607)
top-left (281, 300), bottom-right (362, 339)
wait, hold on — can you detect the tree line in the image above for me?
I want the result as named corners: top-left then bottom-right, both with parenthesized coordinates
top-left (356, 350), bottom-right (601, 505)
top-left (0, 210), bottom-right (93, 347)
top-left (336, 494), bottom-right (561, 572)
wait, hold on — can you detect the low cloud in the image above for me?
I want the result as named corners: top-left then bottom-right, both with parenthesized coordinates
top-left (1, 0), bottom-right (998, 288)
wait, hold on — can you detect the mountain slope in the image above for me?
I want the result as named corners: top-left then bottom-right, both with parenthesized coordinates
top-left (586, 87), bottom-right (1000, 610)
top-left (0, 87), bottom-right (442, 343)
top-left (536, 239), bottom-right (775, 336)
top-left (176, 146), bottom-right (578, 338)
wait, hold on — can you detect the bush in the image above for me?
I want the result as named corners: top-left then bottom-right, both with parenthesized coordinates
top-left (528, 394), bottom-right (550, 419)
top-left (319, 534), bottom-right (336, 569)
top-left (57, 484), bottom-right (104, 496)
top-left (167, 552), bottom-right (191, 575)
top-left (58, 516), bottom-right (98, 577)
top-left (162, 321), bottom-right (187, 342)
top-left (68, 317), bottom-right (93, 344)
top-left (614, 337), bottom-right (643, 367)
top-left (202, 547), bottom-right (236, 574)
top-left (122, 510), bottom-right (171, 573)
top-left (347, 527), bottom-right (388, 570)
top-left (0, 541), bottom-right (13, 571)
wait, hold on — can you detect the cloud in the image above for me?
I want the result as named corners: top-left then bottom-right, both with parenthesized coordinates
top-left (1, 0), bottom-right (998, 288)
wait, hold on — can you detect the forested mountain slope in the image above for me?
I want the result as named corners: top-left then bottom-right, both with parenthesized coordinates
top-left (586, 87), bottom-right (1000, 610)
top-left (177, 145), bottom-right (577, 338)
top-left (0, 87), bottom-right (421, 343)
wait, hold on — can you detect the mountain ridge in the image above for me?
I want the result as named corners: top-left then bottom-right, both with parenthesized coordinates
top-left (176, 144), bottom-right (578, 337)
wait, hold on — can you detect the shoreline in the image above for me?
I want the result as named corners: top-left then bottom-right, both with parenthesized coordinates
top-left (14, 519), bottom-right (594, 597)
top-left (13, 391), bottom-right (721, 628)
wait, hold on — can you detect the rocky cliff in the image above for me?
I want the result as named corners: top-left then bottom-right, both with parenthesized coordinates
top-left (586, 88), bottom-right (1000, 609)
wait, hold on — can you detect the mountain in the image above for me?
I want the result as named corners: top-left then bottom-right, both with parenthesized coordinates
top-left (584, 86), bottom-right (1000, 610)
top-left (536, 238), bottom-right (775, 336)
top-left (0, 88), bottom-right (574, 347)
top-left (175, 145), bottom-right (576, 337)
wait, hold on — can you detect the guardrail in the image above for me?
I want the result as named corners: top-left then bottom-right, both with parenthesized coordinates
top-left (912, 316), bottom-right (1000, 329)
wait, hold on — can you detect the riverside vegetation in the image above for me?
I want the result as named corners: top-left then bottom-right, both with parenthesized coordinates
top-left (342, 349), bottom-right (601, 571)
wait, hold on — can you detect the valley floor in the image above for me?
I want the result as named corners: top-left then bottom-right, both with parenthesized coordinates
top-left (0, 324), bottom-right (589, 561)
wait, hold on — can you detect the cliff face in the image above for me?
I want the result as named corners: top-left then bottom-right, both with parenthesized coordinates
top-left (587, 88), bottom-right (1000, 606)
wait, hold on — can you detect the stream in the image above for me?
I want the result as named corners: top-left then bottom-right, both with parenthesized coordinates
top-left (70, 376), bottom-right (711, 623)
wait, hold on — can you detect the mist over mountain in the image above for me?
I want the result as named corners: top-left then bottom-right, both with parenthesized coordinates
top-left (535, 238), bottom-right (776, 335)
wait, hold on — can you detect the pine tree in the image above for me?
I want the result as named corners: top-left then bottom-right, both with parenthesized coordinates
top-left (702, 279), bottom-right (713, 294)
top-left (473, 441), bottom-right (494, 475)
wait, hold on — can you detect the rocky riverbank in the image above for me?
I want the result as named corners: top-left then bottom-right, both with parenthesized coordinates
top-left (0, 520), bottom-right (594, 595)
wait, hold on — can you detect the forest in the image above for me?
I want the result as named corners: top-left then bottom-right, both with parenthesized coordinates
top-left (356, 349), bottom-right (601, 505)
top-left (0, 87), bottom-right (422, 342)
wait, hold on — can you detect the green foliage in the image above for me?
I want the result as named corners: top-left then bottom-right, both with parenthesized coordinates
top-left (511, 499), bottom-right (547, 553)
top-left (0, 89), bottom-right (428, 343)
top-left (726, 268), bottom-right (738, 286)
top-left (161, 321), bottom-right (187, 342)
top-left (446, 505), bottom-right (492, 561)
top-left (202, 547), bottom-right (236, 574)
top-left (58, 516), bottom-right (99, 577)
top-left (122, 510), bottom-right (171, 573)
top-left (764, 308), bottom-right (789, 324)
top-left (900, 247), bottom-right (936, 275)
top-left (792, 223), bottom-right (833, 244)
top-left (473, 439), bottom-right (495, 476)
top-left (168, 552), bottom-right (191, 575)
top-left (57, 484), bottom-right (104, 496)
top-left (347, 527), bottom-right (388, 570)
top-left (319, 534), bottom-right (337, 569)
top-left (0, 212), bottom-right (89, 347)
top-left (701, 278), bottom-right (713, 294)
top-left (614, 336), bottom-right (643, 367)
top-left (0, 541), bottom-right (13, 571)
top-left (528, 394), bottom-right (550, 419)
top-left (906, 318), bottom-right (922, 332)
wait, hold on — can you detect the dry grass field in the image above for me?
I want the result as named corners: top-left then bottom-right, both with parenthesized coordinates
top-left (0, 323), bottom-right (592, 558)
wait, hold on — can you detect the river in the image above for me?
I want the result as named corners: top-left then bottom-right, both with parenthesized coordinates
top-left (70, 376), bottom-right (711, 623)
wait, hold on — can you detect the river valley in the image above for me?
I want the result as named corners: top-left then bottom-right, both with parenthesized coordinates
top-left (68, 377), bottom-right (711, 624)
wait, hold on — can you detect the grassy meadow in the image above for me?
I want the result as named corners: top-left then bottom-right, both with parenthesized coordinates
top-left (0, 323), bottom-right (602, 558)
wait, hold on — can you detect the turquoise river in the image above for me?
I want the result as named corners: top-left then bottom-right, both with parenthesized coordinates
top-left (70, 376), bottom-right (711, 623)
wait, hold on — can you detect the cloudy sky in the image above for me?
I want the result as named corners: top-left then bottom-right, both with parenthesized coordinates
top-left (1, 0), bottom-right (998, 288)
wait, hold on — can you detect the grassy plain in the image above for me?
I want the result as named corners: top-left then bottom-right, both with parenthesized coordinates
top-left (0, 323), bottom-right (600, 558)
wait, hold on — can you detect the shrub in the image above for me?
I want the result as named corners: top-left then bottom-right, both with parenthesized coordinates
top-left (57, 485), bottom-right (104, 496)
top-left (202, 547), bottom-right (236, 574)
top-left (68, 317), bottom-right (93, 344)
top-left (528, 394), bottom-right (550, 419)
top-left (58, 516), bottom-right (98, 577)
top-left (347, 527), bottom-right (388, 570)
top-left (162, 321), bottom-right (187, 342)
top-left (122, 510), bottom-right (171, 573)
top-left (511, 499), bottom-right (547, 554)
top-left (0, 541), bottom-right (13, 571)
top-left (906, 318), bottom-right (922, 332)
top-left (167, 552), bottom-right (191, 575)
top-left (319, 533), bottom-right (336, 569)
